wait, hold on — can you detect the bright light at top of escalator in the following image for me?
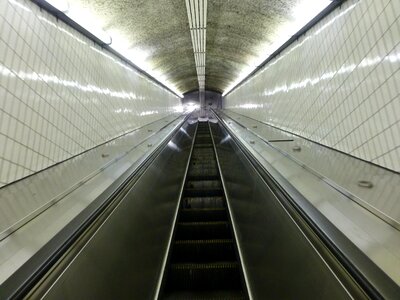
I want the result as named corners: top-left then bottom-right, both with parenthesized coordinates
top-left (38, 0), bottom-right (182, 98)
top-left (291, 0), bottom-right (331, 29)
top-left (222, 0), bottom-right (332, 97)
top-left (44, 0), bottom-right (69, 12)
top-left (108, 30), bottom-right (183, 97)
top-left (9, 0), bottom-right (31, 11)
top-left (184, 102), bottom-right (200, 112)
top-left (37, 0), bottom-right (111, 44)
top-left (66, 6), bottom-right (112, 45)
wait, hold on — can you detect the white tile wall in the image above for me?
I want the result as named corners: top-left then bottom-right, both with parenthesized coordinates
top-left (0, 0), bottom-right (181, 186)
top-left (225, 0), bottom-right (400, 172)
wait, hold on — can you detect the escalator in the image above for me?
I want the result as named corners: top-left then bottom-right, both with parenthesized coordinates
top-left (3, 116), bottom-right (399, 300)
top-left (161, 122), bottom-right (248, 299)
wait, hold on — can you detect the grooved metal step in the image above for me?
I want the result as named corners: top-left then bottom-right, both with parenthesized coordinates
top-left (189, 155), bottom-right (216, 161)
top-left (193, 144), bottom-right (213, 148)
top-left (163, 290), bottom-right (247, 300)
top-left (167, 262), bottom-right (242, 290)
top-left (180, 208), bottom-right (227, 222)
top-left (184, 188), bottom-right (224, 197)
top-left (189, 162), bottom-right (217, 169)
top-left (187, 166), bottom-right (219, 178)
top-left (186, 174), bottom-right (220, 181)
top-left (171, 239), bottom-right (235, 263)
top-left (191, 155), bottom-right (216, 161)
top-left (191, 153), bottom-right (215, 157)
top-left (176, 221), bottom-right (231, 240)
top-left (186, 180), bottom-right (222, 189)
top-left (184, 180), bottom-right (223, 197)
top-left (182, 197), bottom-right (225, 209)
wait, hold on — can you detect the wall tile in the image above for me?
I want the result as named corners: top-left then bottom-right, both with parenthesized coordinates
top-left (0, 0), bottom-right (180, 185)
top-left (225, 0), bottom-right (400, 172)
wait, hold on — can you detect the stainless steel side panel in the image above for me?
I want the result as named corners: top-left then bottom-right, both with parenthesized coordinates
top-left (40, 121), bottom-right (196, 300)
top-left (210, 123), bottom-right (352, 299)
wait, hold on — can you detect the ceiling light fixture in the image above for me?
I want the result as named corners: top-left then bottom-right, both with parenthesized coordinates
top-left (222, 0), bottom-right (332, 97)
top-left (185, 0), bottom-right (208, 91)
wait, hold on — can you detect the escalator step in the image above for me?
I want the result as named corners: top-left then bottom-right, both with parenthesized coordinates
top-left (191, 155), bottom-right (216, 161)
top-left (191, 155), bottom-right (214, 160)
top-left (186, 180), bottom-right (222, 189)
top-left (172, 239), bottom-right (236, 263)
top-left (163, 290), bottom-right (247, 300)
top-left (167, 262), bottom-right (242, 290)
top-left (182, 197), bottom-right (225, 209)
top-left (190, 161), bottom-right (216, 166)
top-left (189, 160), bottom-right (217, 171)
top-left (196, 136), bottom-right (212, 139)
top-left (185, 180), bottom-right (223, 197)
top-left (184, 188), bottom-right (223, 197)
top-left (195, 140), bottom-right (212, 144)
top-left (192, 149), bottom-right (214, 155)
top-left (189, 157), bottom-right (216, 162)
top-left (180, 208), bottom-right (227, 222)
top-left (186, 174), bottom-right (219, 181)
top-left (176, 221), bottom-right (231, 240)
top-left (194, 144), bottom-right (213, 148)
top-left (190, 159), bottom-right (216, 164)
top-left (187, 165), bottom-right (218, 175)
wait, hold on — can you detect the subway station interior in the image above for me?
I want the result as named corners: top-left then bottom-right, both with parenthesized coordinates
top-left (0, 0), bottom-right (400, 299)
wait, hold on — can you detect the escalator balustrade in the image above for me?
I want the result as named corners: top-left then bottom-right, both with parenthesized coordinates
top-left (161, 122), bottom-right (248, 299)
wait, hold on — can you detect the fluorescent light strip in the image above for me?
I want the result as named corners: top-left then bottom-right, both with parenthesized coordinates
top-left (200, 0), bottom-right (203, 28)
top-left (203, 30), bottom-right (206, 52)
top-left (196, 29), bottom-right (201, 52)
top-left (198, 29), bottom-right (202, 53)
top-left (195, 0), bottom-right (200, 28)
top-left (189, 0), bottom-right (196, 27)
top-left (186, 0), bottom-right (207, 91)
top-left (187, 1), bottom-right (193, 28)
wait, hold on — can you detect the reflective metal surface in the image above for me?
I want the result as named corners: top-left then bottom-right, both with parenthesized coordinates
top-left (215, 110), bottom-right (400, 288)
top-left (210, 121), bottom-right (358, 299)
top-left (0, 114), bottom-right (186, 285)
top-left (221, 110), bottom-right (400, 230)
top-left (0, 114), bottom-right (184, 241)
top-left (210, 117), bottom-right (400, 299)
top-left (25, 119), bottom-right (196, 299)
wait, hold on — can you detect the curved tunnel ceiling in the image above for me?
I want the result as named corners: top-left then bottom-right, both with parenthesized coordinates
top-left (67, 0), bottom-right (327, 95)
